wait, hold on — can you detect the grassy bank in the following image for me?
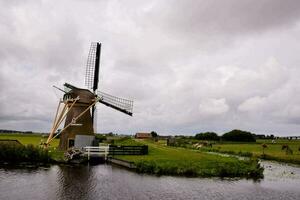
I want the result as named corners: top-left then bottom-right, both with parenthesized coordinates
top-left (201, 139), bottom-right (300, 165)
top-left (0, 133), bottom-right (64, 163)
top-left (116, 139), bottom-right (263, 178)
top-left (0, 143), bottom-right (51, 164)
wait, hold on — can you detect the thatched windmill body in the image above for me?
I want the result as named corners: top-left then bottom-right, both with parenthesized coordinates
top-left (46, 42), bottom-right (133, 150)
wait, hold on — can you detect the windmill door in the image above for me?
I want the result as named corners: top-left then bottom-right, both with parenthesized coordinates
top-left (68, 139), bottom-right (75, 148)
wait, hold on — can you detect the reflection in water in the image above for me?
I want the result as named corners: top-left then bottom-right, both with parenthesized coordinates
top-left (1, 161), bottom-right (300, 200)
top-left (56, 165), bottom-right (96, 199)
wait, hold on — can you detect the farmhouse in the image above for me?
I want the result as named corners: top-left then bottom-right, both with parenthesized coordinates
top-left (135, 132), bottom-right (152, 139)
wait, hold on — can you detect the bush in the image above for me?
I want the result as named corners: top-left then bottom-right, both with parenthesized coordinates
top-left (0, 143), bottom-right (50, 163)
top-left (222, 129), bottom-right (256, 142)
top-left (195, 132), bottom-right (219, 141)
top-left (150, 131), bottom-right (158, 138)
top-left (95, 134), bottom-right (106, 142)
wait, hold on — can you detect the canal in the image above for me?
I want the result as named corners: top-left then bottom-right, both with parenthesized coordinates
top-left (0, 160), bottom-right (300, 200)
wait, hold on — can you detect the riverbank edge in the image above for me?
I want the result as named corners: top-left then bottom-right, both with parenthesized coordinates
top-left (112, 153), bottom-right (264, 179)
top-left (107, 157), bottom-right (136, 169)
top-left (0, 157), bottom-right (68, 167)
top-left (1, 155), bottom-right (264, 179)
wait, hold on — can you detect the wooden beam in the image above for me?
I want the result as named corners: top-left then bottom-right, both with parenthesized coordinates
top-left (46, 100), bottom-right (62, 144)
top-left (46, 97), bottom-right (79, 146)
top-left (52, 97), bottom-right (79, 132)
top-left (47, 98), bottom-right (99, 144)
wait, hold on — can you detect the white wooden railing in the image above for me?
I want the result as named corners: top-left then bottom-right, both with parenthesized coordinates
top-left (83, 146), bottom-right (109, 160)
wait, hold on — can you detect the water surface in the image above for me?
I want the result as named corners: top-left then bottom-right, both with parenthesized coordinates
top-left (1, 161), bottom-right (300, 200)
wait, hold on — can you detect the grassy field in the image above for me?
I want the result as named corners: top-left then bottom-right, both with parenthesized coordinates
top-left (199, 139), bottom-right (300, 164)
top-left (116, 139), bottom-right (263, 178)
top-left (0, 133), bottom-right (63, 162)
top-left (0, 133), bottom-right (59, 147)
top-left (165, 137), bottom-right (300, 164)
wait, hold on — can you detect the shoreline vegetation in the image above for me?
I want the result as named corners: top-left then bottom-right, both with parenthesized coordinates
top-left (1, 133), bottom-right (300, 178)
top-left (0, 143), bottom-right (51, 165)
top-left (0, 134), bottom-right (64, 165)
top-left (114, 139), bottom-right (263, 178)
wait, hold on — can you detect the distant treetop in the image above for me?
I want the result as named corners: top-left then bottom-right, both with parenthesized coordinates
top-left (195, 132), bottom-right (219, 141)
top-left (150, 131), bottom-right (158, 138)
top-left (222, 129), bottom-right (256, 142)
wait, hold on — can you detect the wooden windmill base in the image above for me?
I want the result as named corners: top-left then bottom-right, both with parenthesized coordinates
top-left (46, 96), bottom-right (98, 151)
top-left (59, 104), bottom-right (94, 150)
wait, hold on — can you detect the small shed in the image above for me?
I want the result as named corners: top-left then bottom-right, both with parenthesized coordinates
top-left (135, 132), bottom-right (152, 139)
top-left (74, 135), bottom-right (95, 149)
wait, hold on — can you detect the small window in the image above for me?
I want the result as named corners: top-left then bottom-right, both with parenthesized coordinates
top-left (68, 139), bottom-right (75, 148)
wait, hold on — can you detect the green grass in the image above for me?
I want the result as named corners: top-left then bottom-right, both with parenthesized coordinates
top-left (0, 133), bottom-right (63, 162)
top-left (0, 143), bottom-right (51, 164)
top-left (48, 150), bottom-right (65, 162)
top-left (199, 139), bottom-right (300, 164)
top-left (0, 133), bottom-right (59, 147)
top-left (116, 139), bottom-right (263, 178)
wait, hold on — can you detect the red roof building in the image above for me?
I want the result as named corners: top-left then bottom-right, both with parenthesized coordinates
top-left (135, 132), bottom-right (152, 139)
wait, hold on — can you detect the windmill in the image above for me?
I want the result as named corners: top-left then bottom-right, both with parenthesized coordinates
top-left (46, 42), bottom-right (133, 150)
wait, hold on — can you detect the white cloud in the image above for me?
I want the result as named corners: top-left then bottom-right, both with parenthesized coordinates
top-left (198, 98), bottom-right (229, 117)
top-left (238, 96), bottom-right (267, 112)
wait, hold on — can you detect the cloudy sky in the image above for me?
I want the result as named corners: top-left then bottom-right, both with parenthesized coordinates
top-left (1, 0), bottom-right (300, 136)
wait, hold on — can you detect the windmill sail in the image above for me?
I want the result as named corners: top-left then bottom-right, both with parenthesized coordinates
top-left (98, 91), bottom-right (133, 116)
top-left (85, 42), bottom-right (101, 92)
top-left (85, 42), bottom-right (101, 125)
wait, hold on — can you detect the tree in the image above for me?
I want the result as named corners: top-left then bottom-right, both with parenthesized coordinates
top-left (150, 131), bottom-right (158, 138)
top-left (222, 129), bottom-right (256, 142)
top-left (195, 132), bottom-right (219, 141)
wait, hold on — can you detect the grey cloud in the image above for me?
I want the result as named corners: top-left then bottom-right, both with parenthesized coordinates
top-left (1, 0), bottom-right (300, 136)
top-left (146, 0), bottom-right (300, 35)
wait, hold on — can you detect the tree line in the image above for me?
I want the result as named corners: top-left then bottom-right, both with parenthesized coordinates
top-left (195, 129), bottom-right (259, 142)
top-left (0, 129), bottom-right (33, 134)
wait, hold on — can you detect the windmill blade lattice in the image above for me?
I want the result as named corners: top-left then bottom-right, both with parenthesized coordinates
top-left (97, 91), bottom-right (133, 116)
top-left (85, 42), bottom-right (98, 90)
